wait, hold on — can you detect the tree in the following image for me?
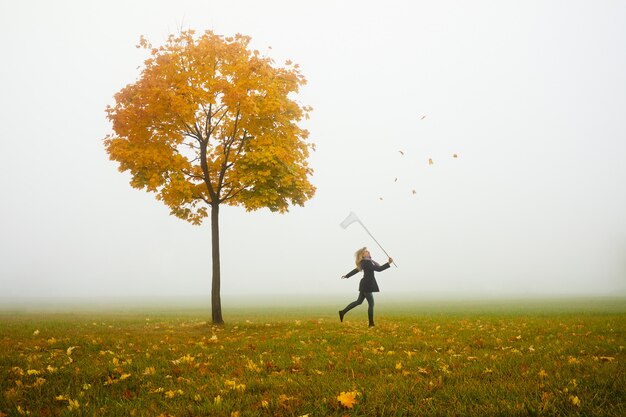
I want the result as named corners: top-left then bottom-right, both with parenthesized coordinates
top-left (104, 30), bottom-right (315, 324)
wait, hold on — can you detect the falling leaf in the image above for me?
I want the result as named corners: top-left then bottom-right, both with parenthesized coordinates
top-left (398, 150), bottom-right (404, 155)
top-left (421, 115), bottom-right (426, 120)
top-left (394, 178), bottom-right (398, 182)
top-left (453, 153), bottom-right (458, 158)
top-left (412, 189), bottom-right (417, 195)
top-left (337, 391), bottom-right (359, 409)
top-left (379, 197), bottom-right (383, 201)
top-left (428, 158), bottom-right (434, 165)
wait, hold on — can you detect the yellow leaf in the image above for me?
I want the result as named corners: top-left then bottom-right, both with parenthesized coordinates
top-left (67, 399), bottom-right (79, 411)
top-left (337, 391), bottom-right (359, 409)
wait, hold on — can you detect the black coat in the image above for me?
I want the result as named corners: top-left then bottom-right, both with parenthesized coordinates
top-left (344, 259), bottom-right (390, 293)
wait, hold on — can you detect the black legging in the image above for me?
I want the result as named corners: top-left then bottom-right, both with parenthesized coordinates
top-left (342, 292), bottom-right (375, 324)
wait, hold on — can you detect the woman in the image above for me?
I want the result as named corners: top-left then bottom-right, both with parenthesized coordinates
top-left (339, 247), bottom-right (393, 327)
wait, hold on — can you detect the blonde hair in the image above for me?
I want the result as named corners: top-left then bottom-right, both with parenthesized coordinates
top-left (354, 247), bottom-right (368, 271)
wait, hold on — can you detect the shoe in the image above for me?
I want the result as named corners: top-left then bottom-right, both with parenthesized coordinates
top-left (339, 311), bottom-right (344, 322)
top-left (368, 323), bottom-right (375, 328)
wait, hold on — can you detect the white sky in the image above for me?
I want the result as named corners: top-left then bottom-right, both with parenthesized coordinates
top-left (1, 0), bottom-right (625, 301)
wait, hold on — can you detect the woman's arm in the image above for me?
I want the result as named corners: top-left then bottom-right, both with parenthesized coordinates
top-left (341, 268), bottom-right (359, 279)
top-left (362, 259), bottom-right (392, 272)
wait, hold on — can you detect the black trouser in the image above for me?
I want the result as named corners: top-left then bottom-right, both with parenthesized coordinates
top-left (342, 292), bottom-right (375, 324)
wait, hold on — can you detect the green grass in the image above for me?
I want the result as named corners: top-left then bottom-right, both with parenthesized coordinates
top-left (1, 298), bottom-right (625, 416)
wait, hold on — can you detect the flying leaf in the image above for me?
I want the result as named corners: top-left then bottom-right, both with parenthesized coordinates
top-left (453, 153), bottom-right (458, 158)
top-left (428, 158), bottom-right (434, 165)
top-left (398, 150), bottom-right (404, 155)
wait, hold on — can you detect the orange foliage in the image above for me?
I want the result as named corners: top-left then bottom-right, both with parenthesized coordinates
top-left (105, 30), bottom-right (315, 224)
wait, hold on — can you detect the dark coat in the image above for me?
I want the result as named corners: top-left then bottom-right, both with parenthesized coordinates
top-left (344, 259), bottom-right (390, 293)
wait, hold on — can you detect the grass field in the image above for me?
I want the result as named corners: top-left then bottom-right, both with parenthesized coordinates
top-left (1, 297), bottom-right (625, 416)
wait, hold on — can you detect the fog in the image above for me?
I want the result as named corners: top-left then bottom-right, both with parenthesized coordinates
top-left (1, 0), bottom-right (625, 306)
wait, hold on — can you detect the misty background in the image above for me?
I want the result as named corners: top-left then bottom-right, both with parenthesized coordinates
top-left (1, 0), bottom-right (625, 307)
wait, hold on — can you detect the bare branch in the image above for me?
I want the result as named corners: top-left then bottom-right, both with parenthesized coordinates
top-left (210, 107), bottom-right (229, 137)
top-left (182, 169), bottom-right (204, 180)
top-left (204, 103), bottom-right (212, 141)
top-left (192, 193), bottom-right (211, 205)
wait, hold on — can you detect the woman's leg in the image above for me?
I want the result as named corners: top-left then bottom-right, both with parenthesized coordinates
top-left (341, 292), bottom-right (366, 316)
top-left (364, 292), bottom-right (375, 326)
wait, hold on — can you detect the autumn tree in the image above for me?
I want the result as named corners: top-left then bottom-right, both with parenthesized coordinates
top-left (104, 30), bottom-right (315, 324)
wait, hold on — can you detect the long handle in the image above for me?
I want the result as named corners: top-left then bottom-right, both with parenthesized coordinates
top-left (358, 221), bottom-right (398, 268)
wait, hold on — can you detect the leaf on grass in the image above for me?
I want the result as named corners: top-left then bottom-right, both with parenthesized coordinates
top-left (337, 391), bottom-right (359, 408)
top-left (569, 395), bottom-right (581, 407)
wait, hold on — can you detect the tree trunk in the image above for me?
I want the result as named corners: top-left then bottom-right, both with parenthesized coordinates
top-left (210, 203), bottom-right (224, 325)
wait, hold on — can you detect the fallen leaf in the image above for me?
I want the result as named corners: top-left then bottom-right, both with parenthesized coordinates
top-left (337, 391), bottom-right (359, 409)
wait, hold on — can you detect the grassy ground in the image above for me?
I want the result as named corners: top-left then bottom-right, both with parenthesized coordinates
top-left (1, 297), bottom-right (625, 416)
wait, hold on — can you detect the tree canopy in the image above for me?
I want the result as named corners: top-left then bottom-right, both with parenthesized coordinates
top-left (105, 30), bottom-right (316, 225)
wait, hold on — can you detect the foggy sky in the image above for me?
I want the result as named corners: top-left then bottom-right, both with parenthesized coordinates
top-left (1, 0), bottom-right (625, 302)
